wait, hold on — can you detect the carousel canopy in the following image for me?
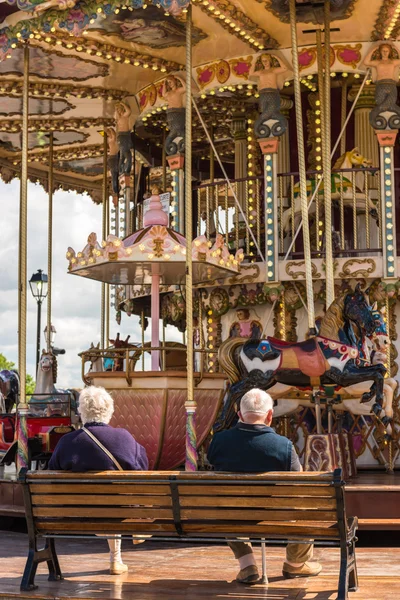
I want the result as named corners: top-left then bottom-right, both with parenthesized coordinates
top-left (0, 0), bottom-right (395, 199)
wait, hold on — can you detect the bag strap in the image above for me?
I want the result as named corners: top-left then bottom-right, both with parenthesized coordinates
top-left (82, 426), bottom-right (124, 471)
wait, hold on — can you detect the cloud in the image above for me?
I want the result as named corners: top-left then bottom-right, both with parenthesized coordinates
top-left (0, 180), bottom-right (184, 389)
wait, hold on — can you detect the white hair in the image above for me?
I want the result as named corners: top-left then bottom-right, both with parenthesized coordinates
top-left (240, 388), bottom-right (273, 416)
top-left (78, 386), bottom-right (114, 425)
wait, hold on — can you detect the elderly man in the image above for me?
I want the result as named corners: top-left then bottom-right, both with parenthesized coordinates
top-left (49, 386), bottom-right (148, 576)
top-left (207, 388), bottom-right (322, 584)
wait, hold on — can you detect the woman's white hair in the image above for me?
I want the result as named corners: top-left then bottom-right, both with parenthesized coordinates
top-left (78, 386), bottom-right (114, 425)
top-left (240, 388), bottom-right (273, 416)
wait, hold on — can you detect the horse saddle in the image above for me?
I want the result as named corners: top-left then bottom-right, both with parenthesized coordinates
top-left (269, 336), bottom-right (329, 378)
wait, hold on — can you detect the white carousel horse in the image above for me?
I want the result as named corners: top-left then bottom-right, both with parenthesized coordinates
top-left (29, 351), bottom-right (69, 416)
top-left (282, 148), bottom-right (376, 235)
top-left (87, 342), bottom-right (104, 372)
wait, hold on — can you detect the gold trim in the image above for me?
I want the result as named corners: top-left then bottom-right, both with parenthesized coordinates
top-left (338, 258), bottom-right (376, 279)
top-left (285, 260), bottom-right (321, 280)
top-left (228, 264), bottom-right (260, 284)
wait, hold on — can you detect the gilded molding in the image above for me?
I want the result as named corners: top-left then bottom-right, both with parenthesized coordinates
top-left (338, 258), bottom-right (376, 279)
top-left (285, 261), bottom-right (321, 280)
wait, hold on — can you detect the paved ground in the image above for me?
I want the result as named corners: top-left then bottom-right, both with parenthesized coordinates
top-left (0, 530), bottom-right (400, 599)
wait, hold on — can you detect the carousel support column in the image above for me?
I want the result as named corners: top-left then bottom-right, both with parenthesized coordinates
top-left (277, 97), bottom-right (293, 197)
top-left (258, 137), bottom-right (279, 284)
top-left (168, 154), bottom-right (184, 232)
top-left (289, 0), bottom-right (316, 333)
top-left (17, 44), bottom-right (29, 472)
top-left (162, 129), bottom-right (167, 193)
top-left (348, 84), bottom-right (379, 170)
top-left (184, 4), bottom-right (197, 472)
top-left (231, 114), bottom-right (247, 233)
top-left (323, 1), bottom-right (334, 308)
top-left (120, 174), bottom-right (132, 238)
top-left (46, 132), bottom-right (54, 351)
top-left (101, 131), bottom-right (108, 350)
top-left (376, 130), bottom-right (397, 279)
top-left (151, 272), bottom-right (160, 371)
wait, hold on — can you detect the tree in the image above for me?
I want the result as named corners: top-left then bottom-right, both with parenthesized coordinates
top-left (0, 353), bottom-right (35, 395)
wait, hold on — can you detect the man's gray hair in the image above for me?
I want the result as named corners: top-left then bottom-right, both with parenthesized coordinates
top-left (78, 385), bottom-right (114, 425)
top-left (240, 388), bottom-right (273, 415)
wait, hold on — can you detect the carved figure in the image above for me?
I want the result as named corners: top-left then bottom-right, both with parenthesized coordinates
top-left (251, 53), bottom-right (290, 138)
top-left (32, 0), bottom-right (77, 14)
top-left (229, 309), bottom-right (262, 339)
top-left (216, 285), bottom-right (388, 432)
top-left (115, 102), bottom-right (133, 174)
top-left (81, 232), bottom-right (102, 260)
top-left (106, 127), bottom-right (119, 196)
top-left (364, 43), bottom-right (400, 130)
top-left (164, 75), bottom-right (186, 155)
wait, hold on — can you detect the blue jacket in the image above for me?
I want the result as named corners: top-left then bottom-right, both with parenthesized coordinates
top-left (207, 423), bottom-right (292, 472)
top-left (48, 422), bottom-right (148, 472)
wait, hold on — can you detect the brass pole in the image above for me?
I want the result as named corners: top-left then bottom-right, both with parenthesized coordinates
top-left (340, 81), bottom-right (347, 156)
top-left (289, 0), bottom-right (315, 331)
top-left (16, 44), bottom-right (30, 471)
top-left (162, 129), bottom-right (167, 192)
top-left (141, 309), bottom-right (145, 371)
top-left (46, 132), bottom-right (54, 351)
top-left (209, 125), bottom-right (214, 183)
top-left (323, 0), bottom-right (334, 308)
top-left (184, 5), bottom-right (197, 471)
top-left (101, 130), bottom-right (108, 349)
top-left (18, 44), bottom-right (29, 403)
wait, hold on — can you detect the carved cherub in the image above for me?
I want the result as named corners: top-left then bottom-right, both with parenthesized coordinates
top-left (32, 0), bottom-right (77, 15)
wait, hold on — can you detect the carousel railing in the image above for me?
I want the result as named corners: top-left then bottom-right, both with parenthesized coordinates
top-left (193, 166), bottom-right (383, 261)
top-left (81, 346), bottom-right (218, 386)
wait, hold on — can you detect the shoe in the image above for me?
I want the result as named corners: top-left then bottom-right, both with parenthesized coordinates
top-left (236, 564), bottom-right (260, 584)
top-left (110, 561), bottom-right (128, 575)
top-left (282, 561), bottom-right (322, 579)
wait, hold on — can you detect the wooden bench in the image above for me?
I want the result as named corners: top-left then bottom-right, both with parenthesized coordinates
top-left (19, 468), bottom-right (358, 599)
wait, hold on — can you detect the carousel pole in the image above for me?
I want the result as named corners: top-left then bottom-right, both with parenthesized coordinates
top-left (101, 131), bottom-right (108, 350)
top-left (323, 1), bottom-right (334, 308)
top-left (46, 132), bottom-right (54, 352)
top-left (289, 0), bottom-right (316, 333)
top-left (17, 44), bottom-right (30, 471)
top-left (184, 4), bottom-right (197, 471)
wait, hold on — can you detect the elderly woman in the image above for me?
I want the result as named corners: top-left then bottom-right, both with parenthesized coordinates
top-left (49, 386), bottom-right (148, 575)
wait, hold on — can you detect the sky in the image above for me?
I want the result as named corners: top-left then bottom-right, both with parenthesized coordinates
top-left (0, 179), bottom-right (155, 389)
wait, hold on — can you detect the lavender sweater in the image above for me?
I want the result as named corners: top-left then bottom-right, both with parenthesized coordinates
top-left (48, 422), bottom-right (148, 472)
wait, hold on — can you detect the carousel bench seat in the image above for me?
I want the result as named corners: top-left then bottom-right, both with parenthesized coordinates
top-left (19, 468), bottom-right (358, 599)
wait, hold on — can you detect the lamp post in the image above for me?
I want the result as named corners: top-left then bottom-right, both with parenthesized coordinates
top-left (29, 269), bottom-right (48, 374)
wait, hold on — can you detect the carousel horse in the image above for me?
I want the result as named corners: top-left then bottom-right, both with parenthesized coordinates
top-left (84, 342), bottom-right (104, 372)
top-left (216, 285), bottom-right (387, 431)
top-left (30, 351), bottom-right (71, 416)
top-left (0, 370), bottom-right (20, 413)
top-left (272, 304), bottom-right (396, 431)
top-left (282, 148), bottom-right (377, 235)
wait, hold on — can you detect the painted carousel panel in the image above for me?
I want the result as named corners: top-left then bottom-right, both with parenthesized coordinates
top-left (0, 46), bottom-right (108, 81)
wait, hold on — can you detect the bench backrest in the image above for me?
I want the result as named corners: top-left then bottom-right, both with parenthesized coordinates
top-left (20, 469), bottom-right (348, 541)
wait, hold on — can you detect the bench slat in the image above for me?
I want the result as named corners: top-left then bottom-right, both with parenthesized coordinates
top-left (35, 519), bottom-right (340, 538)
top-left (29, 483), bottom-right (335, 497)
top-left (31, 495), bottom-right (173, 507)
top-left (178, 485), bottom-right (335, 497)
top-left (31, 494), bottom-right (336, 511)
top-left (30, 484), bottom-right (171, 495)
top-left (27, 470), bottom-right (336, 482)
top-left (32, 506), bottom-right (336, 521)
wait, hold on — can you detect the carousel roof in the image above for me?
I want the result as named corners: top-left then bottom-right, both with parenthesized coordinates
top-left (0, 0), bottom-right (395, 199)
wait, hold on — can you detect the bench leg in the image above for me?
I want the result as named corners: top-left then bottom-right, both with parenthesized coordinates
top-left (20, 539), bottom-right (63, 591)
top-left (46, 539), bottom-right (63, 583)
top-left (260, 539), bottom-right (268, 584)
top-left (337, 538), bottom-right (358, 600)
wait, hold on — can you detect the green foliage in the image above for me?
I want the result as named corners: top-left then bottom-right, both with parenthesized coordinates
top-left (0, 353), bottom-right (35, 395)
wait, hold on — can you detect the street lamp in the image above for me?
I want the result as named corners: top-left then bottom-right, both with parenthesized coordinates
top-left (29, 269), bottom-right (48, 373)
top-left (44, 323), bottom-right (56, 348)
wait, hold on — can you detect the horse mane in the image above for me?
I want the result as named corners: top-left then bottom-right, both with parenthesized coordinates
top-left (333, 151), bottom-right (347, 170)
top-left (318, 294), bottom-right (345, 340)
top-left (52, 353), bottom-right (58, 384)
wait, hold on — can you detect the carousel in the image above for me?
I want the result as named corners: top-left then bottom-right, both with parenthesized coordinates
top-left (0, 0), bottom-right (400, 527)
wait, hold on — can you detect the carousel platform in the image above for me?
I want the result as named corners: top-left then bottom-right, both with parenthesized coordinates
top-left (0, 531), bottom-right (399, 600)
top-left (0, 470), bottom-right (399, 529)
